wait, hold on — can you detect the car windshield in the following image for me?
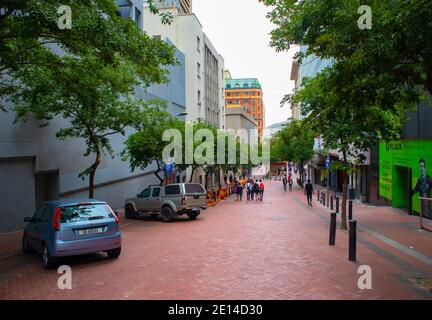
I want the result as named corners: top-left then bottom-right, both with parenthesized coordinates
top-left (60, 204), bottom-right (112, 223)
top-left (185, 184), bottom-right (206, 194)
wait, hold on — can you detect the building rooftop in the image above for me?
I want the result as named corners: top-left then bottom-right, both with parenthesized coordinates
top-left (225, 78), bottom-right (262, 90)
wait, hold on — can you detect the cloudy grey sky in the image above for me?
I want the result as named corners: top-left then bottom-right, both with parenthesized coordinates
top-left (193, 0), bottom-right (298, 127)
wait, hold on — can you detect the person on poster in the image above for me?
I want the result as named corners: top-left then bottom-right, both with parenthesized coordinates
top-left (412, 158), bottom-right (432, 218)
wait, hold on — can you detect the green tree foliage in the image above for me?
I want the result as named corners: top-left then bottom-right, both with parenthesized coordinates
top-left (122, 109), bottom-right (183, 186)
top-left (270, 120), bottom-right (315, 184)
top-left (262, 0), bottom-right (432, 228)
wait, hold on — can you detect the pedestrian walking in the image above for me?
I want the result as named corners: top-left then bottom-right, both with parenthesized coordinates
top-left (246, 180), bottom-right (251, 200)
top-left (253, 180), bottom-right (260, 201)
top-left (305, 179), bottom-right (314, 206)
top-left (259, 180), bottom-right (265, 201)
top-left (282, 176), bottom-right (287, 191)
top-left (237, 182), bottom-right (244, 201)
top-left (288, 174), bottom-right (293, 191)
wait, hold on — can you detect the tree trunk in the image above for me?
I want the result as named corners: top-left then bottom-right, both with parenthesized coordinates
top-left (189, 166), bottom-right (195, 183)
top-left (155, 162), bottom-right (164, 186)
top-left (88, 151), bottom-right (101, 199)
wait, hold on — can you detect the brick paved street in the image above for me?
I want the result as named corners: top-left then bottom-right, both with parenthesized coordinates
top-left (0, 179), bottom-right (432, 300)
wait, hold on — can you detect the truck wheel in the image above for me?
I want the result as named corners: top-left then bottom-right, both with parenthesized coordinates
top-left (161, 206), bottom-right (175, 223)
top-left (125, 205), bottom-right (137, 219)
top-left (187, 211), bottom-right (200, 220)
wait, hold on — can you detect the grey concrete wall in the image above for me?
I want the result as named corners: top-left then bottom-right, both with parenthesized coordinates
top-left (0, 158), bottom-right (36, 232)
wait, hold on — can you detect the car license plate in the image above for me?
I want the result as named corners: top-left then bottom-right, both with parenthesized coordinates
top-left (78, 228), bottom-right (103, 236)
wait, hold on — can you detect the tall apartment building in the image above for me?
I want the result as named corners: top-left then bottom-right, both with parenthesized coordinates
top-left (143, 5), bottom-right (225, 128)
top-left (224, 78), bottom-right (265, 142)
top-left (154, 0), bottom-right (192, 13)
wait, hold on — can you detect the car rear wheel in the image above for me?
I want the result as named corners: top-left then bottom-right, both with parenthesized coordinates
top-left (107, 247), bottom-right (121, 259)
top-left (187, 211), bottom-right (200, 220)
top-left (125, 205), bottom-right (137, 219)
top-left (42, 244), bottom-right (57, 270)
top-left (22, 234), bottom-right (32, 254)
top-left (161, 206), bottom-right (175, 223)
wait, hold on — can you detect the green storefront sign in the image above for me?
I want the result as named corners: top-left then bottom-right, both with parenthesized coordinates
top-left (380, 140), bottom-right (432, 215)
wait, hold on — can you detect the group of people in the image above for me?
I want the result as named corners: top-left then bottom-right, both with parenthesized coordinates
top-left (282, 174), bottom-right (294, 191)
top-left (232, 178), bottom-right (265, 202)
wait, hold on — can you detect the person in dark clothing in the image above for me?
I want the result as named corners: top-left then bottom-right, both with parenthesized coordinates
top-left (254, 180), bottom-right (260, 201)
top-left (305, 179), bottom-right (314, 206)
top-left (237, 182), bottom-right (244, 201)
top-left (282, 176), bottom-right (288, 191)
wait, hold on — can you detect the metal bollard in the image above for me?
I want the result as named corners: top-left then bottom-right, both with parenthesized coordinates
top-left (323, 194), bottom-right (326, 207)
top-left (317, 190), bottom-right (320, 202)
top-left (348, 200), bottom-right (353, 221)
top-left (349, 220), bottom-right (357, 261)
top-left (329, 212), bottom-right (337, 246)
top-left (336, 197), bottom-right (339, 214)
top-left (330, 196), bottom-right (334, 211)
top-left (327, 192), bottom-right (330, 208)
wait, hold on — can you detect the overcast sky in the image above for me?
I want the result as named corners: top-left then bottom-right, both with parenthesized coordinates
top-left (193, 0), bottom-right (297, 127)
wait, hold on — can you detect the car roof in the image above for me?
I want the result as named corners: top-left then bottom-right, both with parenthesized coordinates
top-left (43, 199), bottom-right (107, 207)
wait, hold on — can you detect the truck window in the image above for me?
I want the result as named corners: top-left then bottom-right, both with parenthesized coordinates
top-left (139, 189), bottom-right (151, 198)
top-left (152, 188), bottom-right (161, 197)
top-left (185, 184), bottom-right (206, 194)
top-left (165, 185), bottom-right (181, 195)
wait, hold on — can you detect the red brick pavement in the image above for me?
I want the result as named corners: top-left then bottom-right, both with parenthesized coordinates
top-left (0, 180), bottom-right (431, 300)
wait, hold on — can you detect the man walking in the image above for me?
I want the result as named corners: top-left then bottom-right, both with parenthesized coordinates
top-left (259, 180), bottom-right (265, 201)
top-left (282, 176), bottom-right (288, 191)
top-left (305, 179), bottom-right (314, 206)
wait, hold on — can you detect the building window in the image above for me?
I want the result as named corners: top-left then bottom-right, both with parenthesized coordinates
top-left (197, 62), bottom-right (201, 78)
top-left (226, 84), bottom-right (231, 89)
top-left (198, 90), bottom-right (201, 105)
top-left (197, 36), bottom-right (201, 52)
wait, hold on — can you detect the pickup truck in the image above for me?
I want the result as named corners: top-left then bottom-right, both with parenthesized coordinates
top-left (124, 183), bottom-right (208, 222)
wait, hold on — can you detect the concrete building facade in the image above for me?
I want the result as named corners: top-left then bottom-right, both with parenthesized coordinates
top-left (0, 0), bottom-right (187, 232)
top-left (225, 107), bottom-right (258, 144)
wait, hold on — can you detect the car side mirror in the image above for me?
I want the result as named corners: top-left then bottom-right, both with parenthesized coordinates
top-left (113, 210), bottom-right (119, 217)
top-left (24, 217), bottom-right (32, 223)
top-left (137, 194), bottom-right (141, 198)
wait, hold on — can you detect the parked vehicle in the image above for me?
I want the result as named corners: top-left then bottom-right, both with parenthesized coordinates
top-left (124, 183), bottom-right (207, 222)
top-left (22, 199), bottom-right (122, 269)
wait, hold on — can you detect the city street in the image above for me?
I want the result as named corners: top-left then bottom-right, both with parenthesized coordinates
top-left (0, 180), bottom-right (431, 300)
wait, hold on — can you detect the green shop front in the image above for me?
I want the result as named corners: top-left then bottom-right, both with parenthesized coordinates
top-left (379, 140), bottom-right (432, 216)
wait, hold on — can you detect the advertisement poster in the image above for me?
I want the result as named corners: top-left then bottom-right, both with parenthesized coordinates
top-left (379, 140), bottom-right (432, 216)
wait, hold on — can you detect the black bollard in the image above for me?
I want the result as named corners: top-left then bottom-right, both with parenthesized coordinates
top-left (327, 192), bottom-right (330, 208)
top-left (336, 197), bottom-right (339, 214)
top-left (329, 212), bottom-right (337, 246)
top-left (323, 194), bottom-right (326, 207)
top-left (349, 220), bottom-right (357, 261)
top-left (330, 196), bottom-right (334, 211)
top-left (348, 200), bottom-right (353, 221)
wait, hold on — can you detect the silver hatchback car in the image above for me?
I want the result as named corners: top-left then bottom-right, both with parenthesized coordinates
top-left (22, 199), bottom-right (122, 269)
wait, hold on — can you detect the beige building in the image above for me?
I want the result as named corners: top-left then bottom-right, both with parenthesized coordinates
top-left (225, 106), bottom-right (258, 144)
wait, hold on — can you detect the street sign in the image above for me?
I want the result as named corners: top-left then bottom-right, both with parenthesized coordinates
top-left (325, 156), bottom-right (331, 169)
